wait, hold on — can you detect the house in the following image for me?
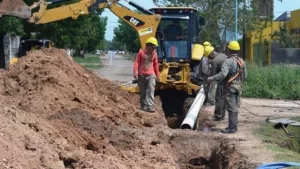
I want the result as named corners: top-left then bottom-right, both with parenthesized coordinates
top-left (245, 9), bottom-right (300, 65)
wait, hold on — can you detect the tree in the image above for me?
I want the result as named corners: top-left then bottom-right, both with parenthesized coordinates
top-left (0, 0), bottom-right (43, 36)
top-left (97, 39), bottom-right (107, 51)
top-left (271, 23), bottom-right (300, 48)
top-left (106, 39), bottom-right (124, 51)
top-left (0, 16), bottom-right (25, 36)
top-left (112, 19), bottom-right (140, 53)
top-left (0, 0), bottom-right (107, 56)
top-left (32, 13), bottom-right (107, 56)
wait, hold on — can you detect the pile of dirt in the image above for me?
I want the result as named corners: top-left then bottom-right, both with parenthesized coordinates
top-left (1, 48), bottom-right (165, 128)
top-left (0, 48), bottom-right (255, 168)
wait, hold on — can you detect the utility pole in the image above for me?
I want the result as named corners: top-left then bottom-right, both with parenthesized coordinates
top-left (235, 0), bottom-right (238, 40)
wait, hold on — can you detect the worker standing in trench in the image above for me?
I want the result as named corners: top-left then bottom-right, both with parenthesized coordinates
top-left (133, 37), bottom-right (160, 113)
top-left (207, 41), bottom-right (247, 134)
top-left (204, 46), bottom-right (228, 121)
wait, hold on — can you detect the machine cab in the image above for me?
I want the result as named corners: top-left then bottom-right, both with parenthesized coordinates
top-left (18, 39), bottom-right (54, 57)
top-left (150, 7), bottom-right (198, 63)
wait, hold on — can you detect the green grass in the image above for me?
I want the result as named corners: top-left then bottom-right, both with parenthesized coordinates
top-left (242, 64), bottom-right (300, 100)
top-left (256, 119), bottom-right (300, 163)
top-left (73, 54), bottom-right (102, 69)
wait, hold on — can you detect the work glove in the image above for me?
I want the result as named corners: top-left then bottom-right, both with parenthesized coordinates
top-left (207, 77), bottom-right (214, 83)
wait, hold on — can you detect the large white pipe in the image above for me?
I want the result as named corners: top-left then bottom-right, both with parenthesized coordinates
top-left (180, 86), bottom-right (206, 130)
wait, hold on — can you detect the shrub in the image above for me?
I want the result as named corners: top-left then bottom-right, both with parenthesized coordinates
top-left (242, 64), bottom-right (300, 100)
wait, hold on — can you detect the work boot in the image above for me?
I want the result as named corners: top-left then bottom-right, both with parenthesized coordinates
top-left (221, 127), bottom-right (237, 134)
top-left (142, 107), bottom-right (155, 113)
top-left (225, 127), bottom-right (238, 132)
top-left (140, 106), bottom-right (147, 111)
top-left (146, 108), bottom-right (155, 113)
top-left (209, 115), bottom-right (224, 121)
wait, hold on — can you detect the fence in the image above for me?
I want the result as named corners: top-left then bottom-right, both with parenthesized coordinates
top-left (271, 42), bottom-right (300, 65)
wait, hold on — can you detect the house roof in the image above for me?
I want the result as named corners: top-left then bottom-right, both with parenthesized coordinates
top-left (274, 11), bottom-right (291, 21)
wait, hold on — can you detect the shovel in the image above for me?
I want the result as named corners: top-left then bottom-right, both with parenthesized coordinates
top-left (121, 79), bottom-right (138, 86)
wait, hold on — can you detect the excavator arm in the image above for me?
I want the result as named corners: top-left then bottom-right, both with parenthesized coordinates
top-left (0, 0), bottom-right (161, 48)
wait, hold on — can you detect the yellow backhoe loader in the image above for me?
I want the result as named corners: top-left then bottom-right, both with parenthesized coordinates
top-left (9, 39), bottom-right (54, 66)
top-left (0, 0), bottom-right (207, 129)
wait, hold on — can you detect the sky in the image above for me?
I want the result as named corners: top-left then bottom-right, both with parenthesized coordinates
top-left (102, 0), bottom-right (300, 41)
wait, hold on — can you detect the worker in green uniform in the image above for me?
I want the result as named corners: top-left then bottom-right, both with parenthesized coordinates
top-left (204, 46), bottom-right (228, 120)
top-left (202, 41), bottom-right (216, 106)
top-left (207, 41), bottom-right (247, 133)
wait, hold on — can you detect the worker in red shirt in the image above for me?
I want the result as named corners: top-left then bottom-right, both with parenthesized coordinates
top-left (133, 37), bottom-right (160, 113)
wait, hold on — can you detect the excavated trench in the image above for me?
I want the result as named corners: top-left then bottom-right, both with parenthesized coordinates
top-left (165, 132), bottom-right (255, 169)
top-left (154, 90), bottom-right (255, 169)
top-left (156, 89), bottom-right (206, 129)
top-left (156, 89), bottom-right (188, 129)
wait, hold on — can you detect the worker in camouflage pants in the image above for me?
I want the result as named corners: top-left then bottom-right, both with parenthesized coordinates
top-left (133, 37), bottom-right (160, 113)
top-left (207, 41), bottom-right (247, 133)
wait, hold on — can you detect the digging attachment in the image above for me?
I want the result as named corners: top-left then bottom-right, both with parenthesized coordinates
top-left (0, 0), bottom-right (31, 19)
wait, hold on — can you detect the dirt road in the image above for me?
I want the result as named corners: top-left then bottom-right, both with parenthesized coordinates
top-left (94, 54), bottom-right (134, 83)
top-left (94, 53), bottom-right (300, 165)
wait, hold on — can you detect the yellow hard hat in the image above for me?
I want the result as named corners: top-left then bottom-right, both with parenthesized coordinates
top-left (204, 46), bottom-right (214, 57)
top-left (10, 57), bottom-right (19, 65)
top-left (228, 41), bottom-right (240, 51)
top-left (203, 41), bottom-right (211, 47)
top-left (146, 37), bottom-right (158, 47)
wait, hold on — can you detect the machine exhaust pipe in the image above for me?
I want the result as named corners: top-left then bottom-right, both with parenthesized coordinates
top-left (180, 86), bottom-right (206, 130)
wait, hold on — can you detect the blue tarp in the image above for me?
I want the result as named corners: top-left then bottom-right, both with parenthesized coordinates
top-left (257, 162), bottom-right (300, 169)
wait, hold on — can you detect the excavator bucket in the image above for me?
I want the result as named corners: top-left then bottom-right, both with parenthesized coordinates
top-left (0, 0), bottom-right (31, 19)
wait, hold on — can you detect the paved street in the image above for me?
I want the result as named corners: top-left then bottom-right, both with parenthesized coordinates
top-left (93, 54), bottom-right (135, 83)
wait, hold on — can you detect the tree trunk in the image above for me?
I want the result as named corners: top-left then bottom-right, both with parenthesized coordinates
top-left (75, 49), bottom-right (85, 58)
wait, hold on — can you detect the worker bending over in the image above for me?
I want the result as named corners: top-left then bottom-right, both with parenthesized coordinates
top-left (207, 41), bottom-right (247, 133)
top-left (190, 46), bottom-right (209, 86)
top-left (133, 37), bottom-right (160, 113)
top-left (204, 46), bottom-right (227, 120)
top-left (202, 41), bottom-right (216, 106)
